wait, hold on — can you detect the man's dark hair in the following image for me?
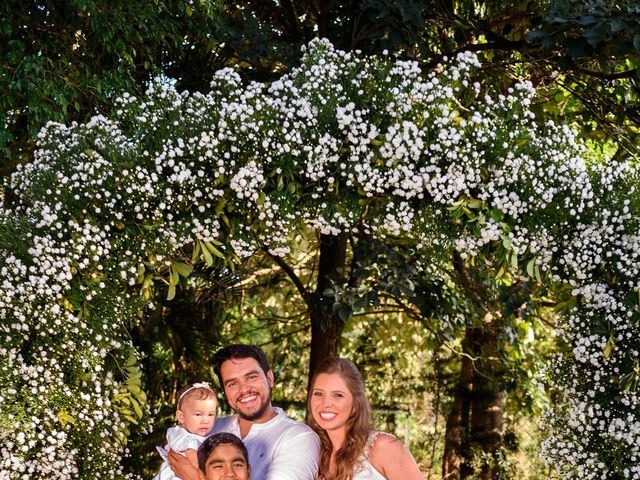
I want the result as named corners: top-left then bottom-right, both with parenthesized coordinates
top-left (197, 432), bottom-right (249, 472)
top-left (213, 344), bottom-right (271, 387)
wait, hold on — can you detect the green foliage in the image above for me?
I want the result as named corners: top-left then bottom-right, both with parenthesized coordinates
top-left (0, 0), bottom-right (226, 170)
top-left (4, 0), bottom-right (640, 174)
top-left (529, 0), bottom-right (640, 58)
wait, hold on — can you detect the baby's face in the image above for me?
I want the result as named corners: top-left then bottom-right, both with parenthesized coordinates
top-left (177, 396), bottom-right (217, 436)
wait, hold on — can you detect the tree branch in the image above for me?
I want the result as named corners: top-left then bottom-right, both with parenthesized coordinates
top-left (263, 248), bottom-right (309, 302)
top-left (567, 56), bottom-right (638, 80)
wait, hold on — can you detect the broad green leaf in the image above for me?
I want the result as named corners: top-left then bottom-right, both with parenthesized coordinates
top-left (466, 198), bottom-right (483, 209)
top-left (200, 241), bottom-right (214, 266)
top-left (534, 264), bottom-right (542, 283)
top-left (526, 257), bottom-right (536, 278)
top-left (173, 262), bottom-right (193, 277)
top-left (167, 283), bottom-right (176, 301)
top-left (204, 240), bottom-right (226, 259)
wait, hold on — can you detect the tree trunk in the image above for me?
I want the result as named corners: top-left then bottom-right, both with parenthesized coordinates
top-left (442, 347), bottom-right (473, 479)
top-left (468, 323), bottom-right (504, 480)
top-left (308, 233), bottom-right (348, 383)
top-left (442, 322), bottom-right (504, 480)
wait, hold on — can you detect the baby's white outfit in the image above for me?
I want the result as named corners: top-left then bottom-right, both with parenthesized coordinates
top-left (154, 425), bottom-right (207, 480)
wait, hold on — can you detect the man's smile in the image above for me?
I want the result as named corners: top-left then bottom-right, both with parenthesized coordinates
top-left (238, 393), bottom-right (259, 404)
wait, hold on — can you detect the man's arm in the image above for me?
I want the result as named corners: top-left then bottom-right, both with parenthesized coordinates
top-left (264, 428), bottom-right (320, 480)
top-left (168, 449), bottom-right (200, 480)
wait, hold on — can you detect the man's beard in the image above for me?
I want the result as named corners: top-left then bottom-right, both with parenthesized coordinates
top-left (237, 387), bottom-right (272, 421)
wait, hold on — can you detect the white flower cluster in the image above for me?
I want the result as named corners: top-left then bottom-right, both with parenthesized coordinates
top-left (1, 38), bottom-right (639, 477)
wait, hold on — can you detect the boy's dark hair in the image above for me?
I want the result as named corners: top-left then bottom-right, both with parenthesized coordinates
top-left (213, 344), bottom-right (271, 387)
top-left (197, 432), bottom-right (249, 472)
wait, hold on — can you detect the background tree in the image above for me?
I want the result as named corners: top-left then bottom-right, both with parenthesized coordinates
top-left (0, 0), bottom-right (227, 172)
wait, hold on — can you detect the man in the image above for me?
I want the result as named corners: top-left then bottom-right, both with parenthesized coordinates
top-left (170, 344), bottom-right (320, 480)
top-left (197, 432), bottom-right (250, 480)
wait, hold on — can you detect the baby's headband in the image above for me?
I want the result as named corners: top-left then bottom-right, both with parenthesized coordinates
top-left (178, 382), bottom-right (215, 406)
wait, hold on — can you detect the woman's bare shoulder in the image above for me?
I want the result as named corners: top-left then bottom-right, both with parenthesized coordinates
top-left (368, 431), bottom-right (402, 455)
top-left (368, 432), bottom-right (423, 479)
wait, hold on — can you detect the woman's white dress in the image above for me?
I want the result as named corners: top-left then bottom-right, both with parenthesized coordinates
top-left (154, 425), bottom-right (207, 480)
top-left (351, 431), bottom-right (388, 480)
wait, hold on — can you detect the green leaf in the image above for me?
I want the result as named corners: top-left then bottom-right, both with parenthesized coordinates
top-left (173, 262), bottom-right (193, 277)
top-left (169, 266), bottom-right (179, 286)
top-left (534, 264), bottom-right (542, 283)
top-left (167, 283), bottom-right (176, 301)
top-left (620, 361), bottom-right (640, 391)
top-left (204, 240), bottom-right (226, 259)
top-left (121, 414), bottom-right (139, 425)
top-left (555, 295), bottom-right (577, 313)
top-left (130, 397), bottom-right (143, 418)
top-left (136, 263), bottom-right (146, 282)
top-left (114, 394), bottom-right (131, 405)
top-left (526, 257), bottom-right (536, 278)
top-left (125, 352), bottom-right (137, 368)
top-left (489, 209), bottom-right (504, 222)
top-left (603, 336), bottom-right (615, 360)
top-left (337, 305), bottom-right (352, 322)
top-left (200, 241), bottom-right (214, 266)
top-left (466, 198), bottom-right (483, 209)
top-left (191, 241), bottom-right (201, 263)
top-left (126, 370), bottom-right (142, 381)
top-left (58, 410), bottom-right (76, 426)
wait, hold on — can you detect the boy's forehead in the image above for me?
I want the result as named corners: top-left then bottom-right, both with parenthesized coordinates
top-left (208, 443), bottom-right (245, 460)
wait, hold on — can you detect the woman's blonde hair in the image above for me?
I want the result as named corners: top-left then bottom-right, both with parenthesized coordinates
top-left (306, 357), bottom-right (372, 480)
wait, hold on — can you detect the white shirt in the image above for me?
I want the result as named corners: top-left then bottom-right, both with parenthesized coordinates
top-left (213, 407), bottom-right (320, 480)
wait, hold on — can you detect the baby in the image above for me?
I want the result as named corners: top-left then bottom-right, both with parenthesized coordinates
top-left (155, 382), bottom-right (218, 480)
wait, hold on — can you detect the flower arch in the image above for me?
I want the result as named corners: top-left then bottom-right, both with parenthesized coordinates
top-left (1, 39), bottom-right (638, 478)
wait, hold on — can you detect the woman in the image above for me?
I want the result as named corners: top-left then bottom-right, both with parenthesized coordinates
top-left (307, 357), bottom-right (423, 480)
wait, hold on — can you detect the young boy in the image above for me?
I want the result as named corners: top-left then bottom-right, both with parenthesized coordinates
top-left (155, 382), bottom-right (218, 480)
top-left (197, 432), bottom-right (251, 480)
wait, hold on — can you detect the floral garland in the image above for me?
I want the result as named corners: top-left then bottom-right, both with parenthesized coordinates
top-left (0, 38), bottom-right (638, 478)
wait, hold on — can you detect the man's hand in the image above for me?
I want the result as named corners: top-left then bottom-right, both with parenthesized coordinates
top-left (168, 449), bottom-right (200, 480)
